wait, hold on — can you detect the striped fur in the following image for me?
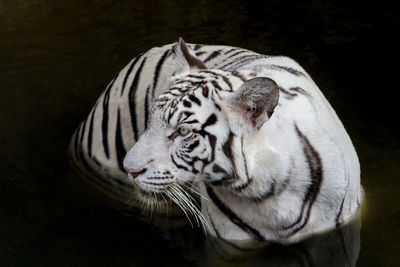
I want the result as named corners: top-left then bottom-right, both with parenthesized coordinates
top-left (70, 39), bottom-right (361, 241)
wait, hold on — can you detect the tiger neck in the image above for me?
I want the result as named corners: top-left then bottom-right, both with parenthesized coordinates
top-left (226, 130), bottom-right (286, 200)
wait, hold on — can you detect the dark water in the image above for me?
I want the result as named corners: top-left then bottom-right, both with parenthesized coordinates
top-left (1, 0), bottom-right (399, 266)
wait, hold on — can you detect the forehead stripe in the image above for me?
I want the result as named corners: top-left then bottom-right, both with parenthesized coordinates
top-left (202, 114), bottom-right (217, 128)
top-left (183, 100), bottom-right (192, 107)
top-left (202, 85), bottom-right (209, 97)
top-left (188, 94), bottom-right (201, 105)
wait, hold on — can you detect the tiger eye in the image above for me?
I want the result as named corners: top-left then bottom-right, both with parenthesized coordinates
top-left (179, 127), bottom-right (190, 136)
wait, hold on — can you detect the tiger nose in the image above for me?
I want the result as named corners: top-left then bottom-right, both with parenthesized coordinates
top-left (125, 168), bottom-right (147, 178)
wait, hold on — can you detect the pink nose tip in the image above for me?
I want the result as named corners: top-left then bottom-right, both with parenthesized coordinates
top-left (125, 168), bottom-right (146, 178)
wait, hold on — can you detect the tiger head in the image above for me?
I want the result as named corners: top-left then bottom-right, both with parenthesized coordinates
top-left (123, 38), bottom-right (279, 213)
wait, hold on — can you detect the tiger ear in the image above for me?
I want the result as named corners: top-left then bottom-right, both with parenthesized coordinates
top-left (227, 77), bottom-right (279, 134)
top-left (175, 37), bottom-right (207, 71)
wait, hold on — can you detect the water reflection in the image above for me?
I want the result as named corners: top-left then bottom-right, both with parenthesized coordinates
top-left (199, 216), bottom-right (359, 266)
top-left (165, 211), bottom-right (361, 266)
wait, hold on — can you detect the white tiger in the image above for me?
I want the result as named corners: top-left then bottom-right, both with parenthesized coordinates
top-left (70, 38), bottom-right (361, 242)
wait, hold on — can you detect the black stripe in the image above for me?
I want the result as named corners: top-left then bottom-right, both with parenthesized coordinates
top-left (87, 102), bottom-right (98, 158)
top-left (296, 125), bottom-right (323, 203)
top-left (214, 50), bottom-right (247, 70)
top-left (199, 70), bottom-right (220, 78)
top-left (279, 87), bottom-right (298, 99)
top-left (176, 110), bottom-right (184, 124)
top-left (231, 55), bottom-right (266, 70)
top-left (167, 108), bottom-right (176, 123)
top-left (195, 51), bottom-right (206, 57)
top-left (233, 179), bottom-right (253, 192)
top-left (222, 131), bottom-right (238, 181)
top-left (281, 125), bottom-right (323, 237)
top-left (128, 57), bottom-right (147, 142)
top-left (144, 85), bottom-right (151, 129)
top-left (202, 85), bottom-right (209, 97)
top-left (121, 54), bottom-right (142, 96)
top-left (228, 50), bottom-right (248, 58)
top-left (232, 136), bottom-right (252, 191)
top-left (187, 74), bottom-right (205, 80)
top-left (230, 70), bottom-right (246, 82)
top-left (77, 121), bottom-right (86, 163)
top-left (251, 182), bottom-right (275, 202)
top-left (290, 87), bottom-right (307, 95)
top-left (335, 171), bottom-right (349, 226)
top-left (205, 133), bottom-right (217, 163)
top-left (186, 140), bottom-right (200, 151)
top-left (171, 154), bottom-right (191, 171)
top-left (212, 164), bottom-right (228, 174)
top-left (222, 131), bottom-right (234, 161)
top-left (206, 185), bottom-right (265, 240)
top-left (202, 113), bottom-right (217, 128)
top-left (211, 80), bottom-right (224, 92)
top-left (241, 137), bottom-right (250, 183)
top-left (207, 208), bottom-right (222, 237)
top-left (221, 75), bottom-right (233, 91)
top-left (152, 49), bottom-right (170, 99)
top-left (115, 108), bottom-right (127, 173)
top-left (206, 211), bottom-right (258, 252)
top-left (183, 100), bottom-right (192, 107)
top-left (183, 135), bottom-right (196, 142)
top-left (224, 48), bottom-right (239, 55)
top-left (183, 111), bottom-right (194, 120)
top-left (335, 195), bottom-right (346, 226)
top-left (163, 90), bottom-right (180, 97)
top-left (268, 64), bottom-right (305, 77)
top-left (181, 119), bottom-right (199, 125)
top-left (203, 50), bottom-right (221, 63)
top-left (193, 44), bottom-right (202, 50)
top-left (220, 55), bottom-right (261, 70)
top-left (188, 94), bottom-right (201, 106)
top-left (176, 152), bottom-right (192, 165)
top-left (210, 179), bottom-right (228, 186)
top-left (101, 77), bottom-right (116, 159)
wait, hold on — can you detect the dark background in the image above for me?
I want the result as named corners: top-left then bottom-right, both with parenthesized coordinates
top-left (0, 0), bottom-right (399, 266)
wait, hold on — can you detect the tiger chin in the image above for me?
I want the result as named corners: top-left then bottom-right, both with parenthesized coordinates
top-left (121, 38), bottom-right (362, 242)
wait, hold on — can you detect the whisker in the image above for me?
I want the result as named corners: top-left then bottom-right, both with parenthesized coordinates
top-left (173, 185), bottom-right (200, 227)
top-left (180, 186), bottom-right (209, 232)
top-left (180, 183), bottom-right (209, 201)
top-left (174, 184), bottom-right (209, 233)
top-left (170, 186), bottom-right (197, 225)
top-left (160, 189), bottom-right (170, 216)
top-left (167, 188), bottom-right (194, 228)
